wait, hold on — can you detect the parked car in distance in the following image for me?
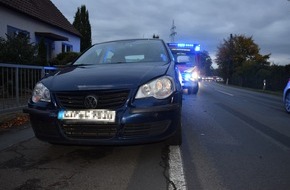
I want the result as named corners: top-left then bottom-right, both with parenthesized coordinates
top-left (24, 39), bottom-right (183, 145)
top-left (283, 78), bottom-right (290, 113)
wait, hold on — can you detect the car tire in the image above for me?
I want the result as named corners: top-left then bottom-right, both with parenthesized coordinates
top-left (192, 86), bottom-right (199, 95)
top-left (167, 118), bottom-right (182, 146)
top-left (187, 87), bottom-right (193, 95)
top-left (285, 92), bottom-right (290, 113)
top-left (188, 84), bottom-right (199, 95)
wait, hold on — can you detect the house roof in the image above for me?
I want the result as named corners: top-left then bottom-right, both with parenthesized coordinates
top-left (0, 0), bottom-right (81, 37)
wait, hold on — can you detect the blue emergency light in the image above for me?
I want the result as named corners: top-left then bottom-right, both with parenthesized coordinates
top-left (194, 44), bottom-right (201, 52)
top-left (177, 43), bottom-right (194, 48)
top-left (168, 43), bottom-right (201, 52)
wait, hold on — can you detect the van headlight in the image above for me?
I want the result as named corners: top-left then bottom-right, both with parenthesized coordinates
top-left (192, 71), bottom-right (199, 80)
top-left (135, 76), bottom-right (175, 99)
top-left (32, 82), bottom-right (51, 103)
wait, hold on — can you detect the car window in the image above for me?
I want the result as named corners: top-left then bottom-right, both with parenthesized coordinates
top-left (172, 52), bottom-right (196, 66)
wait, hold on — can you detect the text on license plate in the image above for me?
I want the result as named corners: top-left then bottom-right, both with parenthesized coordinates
top-left (58, 110), bottom-right (116, 122)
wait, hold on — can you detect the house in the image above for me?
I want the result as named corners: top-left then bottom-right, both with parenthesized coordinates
top-left (0, 0), bottom-right (81, 61)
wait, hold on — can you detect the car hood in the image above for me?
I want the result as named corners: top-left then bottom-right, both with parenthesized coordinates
top-left (43, 63), bottom-right (170, 91)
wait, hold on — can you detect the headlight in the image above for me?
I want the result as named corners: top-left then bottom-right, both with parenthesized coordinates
top-left (32, 82), bottom-right (51, 103)
top-left (135, 76), bottom-right (175, 99)
top-left (178, 70), bottom-right (183, 85)
top-left (184, 73), bottom-right (191, 81)
top-left (192, 71), bottom-right (199, 79)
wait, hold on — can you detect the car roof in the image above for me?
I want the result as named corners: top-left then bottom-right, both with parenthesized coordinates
top-left (94, 38), bottom-right (164, 45)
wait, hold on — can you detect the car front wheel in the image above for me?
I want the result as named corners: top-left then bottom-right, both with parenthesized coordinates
top-left (167, 119), bottom-right (182, 146)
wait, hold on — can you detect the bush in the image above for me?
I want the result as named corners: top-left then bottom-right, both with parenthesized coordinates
top-left (49, 52), bottom-right (80, 66)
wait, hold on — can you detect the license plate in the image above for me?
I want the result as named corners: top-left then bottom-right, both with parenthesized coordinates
top-left (58, 110), bottom-right (116, 122)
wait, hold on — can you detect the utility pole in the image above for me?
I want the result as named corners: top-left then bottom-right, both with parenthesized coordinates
top-left (226, 33), bottom-right (233, 85)
top-left (170, 20), bottom-right (177, 42)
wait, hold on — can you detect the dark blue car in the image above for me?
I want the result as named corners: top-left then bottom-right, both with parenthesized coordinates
top-left (24, 39), bottom-right (183, 145)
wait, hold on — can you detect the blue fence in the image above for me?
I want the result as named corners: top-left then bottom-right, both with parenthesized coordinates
top-left (0, 63), bottom-right (56, 114)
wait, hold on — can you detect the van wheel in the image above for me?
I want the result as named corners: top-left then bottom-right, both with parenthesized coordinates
top-left (192, 85), bottom-right (199, 94)
top-left (187, 87), bottom-right (193, 95)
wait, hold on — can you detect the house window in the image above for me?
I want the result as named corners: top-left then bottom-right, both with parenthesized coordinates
top-left (7, 25), bottom-right (30, 38)
top-left (62, 43), bottom-right (73, 53)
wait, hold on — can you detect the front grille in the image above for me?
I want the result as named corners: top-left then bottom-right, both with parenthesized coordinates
top-left (61, 123), bottom-right (118, 139)
top-left (54, 89), bottom-right (129, 109)
top-left (123, 120), bottom-right (171, 138)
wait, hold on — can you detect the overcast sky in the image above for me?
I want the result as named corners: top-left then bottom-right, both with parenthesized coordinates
top-left (51, 0), bottom-right (290, 66)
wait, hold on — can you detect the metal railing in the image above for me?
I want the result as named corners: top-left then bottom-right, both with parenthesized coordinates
top-left (0, 63), bottom-right (56, 114)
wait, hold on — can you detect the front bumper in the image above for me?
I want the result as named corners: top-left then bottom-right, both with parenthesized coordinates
top-left (23, 102), bottom-right (181, 145)
top-left (181, 80), bottom-right (198, 88)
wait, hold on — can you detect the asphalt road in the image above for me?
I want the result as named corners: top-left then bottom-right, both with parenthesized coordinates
top-left (182, 81), bottom-right (290, 190)
top-left (0, 128), bottom-right (173, 190)
top-left (1, 81), bottom-right (290, 190)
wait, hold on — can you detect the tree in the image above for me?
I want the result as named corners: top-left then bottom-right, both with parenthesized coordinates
top-left (197, 51), bottom-right (213, 76)
top-left (35, 38), bottom-right (48, 66)
top-left (73, 5), bottom-right (92, 52)
top-left (215, 34), bottom-right (270, 86)
top-left (0, 34), bottom-right (37, 64)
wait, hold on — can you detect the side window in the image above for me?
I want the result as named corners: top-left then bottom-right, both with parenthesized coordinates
top-left (7, 25), bottom-right (30, 38)
top-left (62, 43), bottom-right (73, 53)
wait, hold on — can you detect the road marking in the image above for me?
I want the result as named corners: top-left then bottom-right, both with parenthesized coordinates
top-left (168, 146), bottom-right (187, 190)
top-left (216, 89), bottom-right (234, 97)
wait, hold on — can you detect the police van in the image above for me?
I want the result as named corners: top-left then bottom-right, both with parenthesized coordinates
top-left (167, 43), bottom-right (200, 94)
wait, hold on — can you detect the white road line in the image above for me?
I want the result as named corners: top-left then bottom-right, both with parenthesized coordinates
top-left (169, 146), bottom-right (187, 190)
top-left (216, 89), bottom-right (234, 97)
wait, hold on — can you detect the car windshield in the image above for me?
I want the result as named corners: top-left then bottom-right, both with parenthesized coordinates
top-left (173, 53), bottom-right (196, 67)
top-left (73, 39), bottom-right (169, 65)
